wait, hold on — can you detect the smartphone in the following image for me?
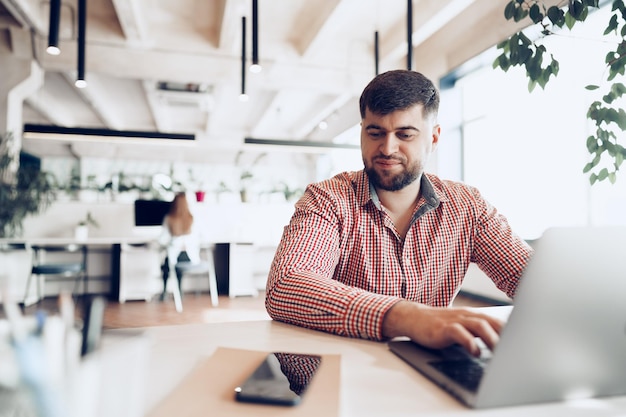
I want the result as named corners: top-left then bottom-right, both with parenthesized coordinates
top-left (234, 352), bottom-right (322, 406)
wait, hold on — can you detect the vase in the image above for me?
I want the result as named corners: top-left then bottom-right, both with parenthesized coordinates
top-left (75, 225), bottom-right (88, 241)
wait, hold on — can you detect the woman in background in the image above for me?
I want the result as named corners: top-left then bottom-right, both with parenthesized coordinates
top-left (159, 192), bottom-right (200, 299)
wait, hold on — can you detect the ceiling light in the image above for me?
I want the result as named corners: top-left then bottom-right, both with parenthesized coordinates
top-left (241, 16), bottom-right (247, 98)
top-left (250, 0), bottom-right (261, 73)
top-left (318, 121), bottom-right (328, 130)
top-left (76, 0), bottom-right (87, 88)
top-left (46, 0), bottom-right (61, 55)
top-left (374, 31), bottom-right (379, 76)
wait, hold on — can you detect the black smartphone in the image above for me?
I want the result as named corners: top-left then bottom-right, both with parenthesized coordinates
top-left (234, 352), bottom-right (322, 406)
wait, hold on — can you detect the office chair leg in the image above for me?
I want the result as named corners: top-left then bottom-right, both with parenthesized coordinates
top-left (160, 257), bottom-right (169, 301)
top-left (166, 261), bottom-right (183, 313)
top-left (23, 274), bottom-right (34, 306)
top-left (208, 273), bottom-right (219, 308)
top-left (206, 251), bottom-right (219, 307)
top-left (171, 278), bottom-right (183, 313)
top-left (35, 274), bottom-right (42, 305)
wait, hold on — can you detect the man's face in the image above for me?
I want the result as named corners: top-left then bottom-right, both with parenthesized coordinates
top-left (361, 104), bottom-right (440, 191)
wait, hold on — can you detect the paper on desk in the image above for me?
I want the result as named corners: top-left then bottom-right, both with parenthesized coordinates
top-left (146, 347), bottom-right (340, 417)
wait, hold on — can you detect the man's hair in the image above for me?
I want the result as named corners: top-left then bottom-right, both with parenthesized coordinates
top-left (359, 70), bottom-right (440, 120)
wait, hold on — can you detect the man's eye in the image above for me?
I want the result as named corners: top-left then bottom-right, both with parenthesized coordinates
top-left (397, 132), bottom-right (413, 140)
top-left (368, 131), bottom-right (384, 138)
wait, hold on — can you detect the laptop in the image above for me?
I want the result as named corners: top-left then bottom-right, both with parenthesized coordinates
top-left (388, 226), bottom-right (626, 409)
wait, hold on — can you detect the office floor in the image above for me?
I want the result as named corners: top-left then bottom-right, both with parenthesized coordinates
top-left (13, 291), bottom-right (495, 330)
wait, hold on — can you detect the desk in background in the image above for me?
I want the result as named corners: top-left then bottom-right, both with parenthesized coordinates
top-left (1, 238), bottom-right (263, 303)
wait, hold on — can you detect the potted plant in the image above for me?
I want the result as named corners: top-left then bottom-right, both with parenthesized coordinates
top-left (75, 211), bottom-right (99, 241)
top-left (239, 170), bottom-right (253, 202)
top-left (0, 132), bottom-right (58, 238)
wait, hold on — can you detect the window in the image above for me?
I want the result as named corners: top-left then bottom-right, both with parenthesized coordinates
top-left (436, 4), bottom-right (626, 239)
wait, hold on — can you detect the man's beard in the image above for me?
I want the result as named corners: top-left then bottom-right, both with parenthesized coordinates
top-left (364, 156), bottom-right (421, 191)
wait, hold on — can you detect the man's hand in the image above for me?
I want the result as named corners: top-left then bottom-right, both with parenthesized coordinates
top-left (382, 301), bottom-right (504, 357)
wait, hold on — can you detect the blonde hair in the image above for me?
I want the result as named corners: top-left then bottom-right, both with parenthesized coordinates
top-left (166, 192), bottom-right (193, 236)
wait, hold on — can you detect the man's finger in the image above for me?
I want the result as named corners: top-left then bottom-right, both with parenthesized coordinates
top-left (461, 316), bottom-right (501, 351)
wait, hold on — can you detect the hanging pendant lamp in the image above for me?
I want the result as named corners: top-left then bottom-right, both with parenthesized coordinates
top-left (240, 16), bottom-right (249, 102)
top-left (250, 0), bottom-right (261, 73)
top-left (75, 0), bottom-right (87, 88)
top-left (374, 31), bottom-right (379, 76)
top-left (46, 0), bottom-right (61, 55)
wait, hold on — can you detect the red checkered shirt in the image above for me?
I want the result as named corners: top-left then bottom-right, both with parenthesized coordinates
top-left (266, 170), bottom-right (533, 341)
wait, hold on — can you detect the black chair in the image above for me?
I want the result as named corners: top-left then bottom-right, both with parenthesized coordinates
top-left (23, 244), bottom-right (88, 306)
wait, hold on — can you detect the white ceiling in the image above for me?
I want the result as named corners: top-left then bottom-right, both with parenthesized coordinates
top-left (0, 0), bottom-right (541, 162)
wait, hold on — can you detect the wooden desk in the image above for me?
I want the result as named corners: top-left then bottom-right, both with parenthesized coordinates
top-left (107, 307), bottom-right (626, 417)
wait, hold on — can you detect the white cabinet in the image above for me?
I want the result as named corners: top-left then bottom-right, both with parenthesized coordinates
top-left (118, 244), bottom-right (162, 302)
top-left (228, 243), bottom-right (258, 298)
top-left (0, 245), bottom-right (31, 303)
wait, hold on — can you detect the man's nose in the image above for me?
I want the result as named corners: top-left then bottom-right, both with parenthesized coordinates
top-left (380, 134), bottom-right (399, 155)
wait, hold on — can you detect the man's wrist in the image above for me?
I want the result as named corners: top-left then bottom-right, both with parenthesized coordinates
top-left (382, 300), bottom-right (420, 338)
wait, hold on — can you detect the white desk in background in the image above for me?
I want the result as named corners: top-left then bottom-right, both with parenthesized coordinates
top-left (0, 238), bottom-right (261, 303)
top-left (0, 237), bottom-right (155, 302)
top-left (102, 306), bottom-right (626, 417)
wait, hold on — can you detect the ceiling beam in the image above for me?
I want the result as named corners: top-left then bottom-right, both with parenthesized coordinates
top-left (143, 80), bottom-right (171, 132)
top-left (61, 71), bottom-right (123, 129)
top-left (111, 0), bottom-right (147, 45)
top-left (291, 0), bottom-right (342, 56)
top-left (218, 0), bottom-right (244, 53)
top-left (293, 93), bottom-right (352, 139)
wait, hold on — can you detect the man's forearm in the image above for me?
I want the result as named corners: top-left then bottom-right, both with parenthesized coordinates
top-left (266, 271), bottom-right (399, 340)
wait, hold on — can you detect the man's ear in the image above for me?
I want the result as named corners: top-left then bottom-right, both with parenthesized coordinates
top-left (431, 124), bottom-right (441, 149)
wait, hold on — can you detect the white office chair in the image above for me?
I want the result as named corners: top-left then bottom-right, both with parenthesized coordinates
top-left (174, 247), bottom-right (219, 307)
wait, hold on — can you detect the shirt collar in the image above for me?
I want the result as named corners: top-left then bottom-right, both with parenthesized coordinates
top-left (356, 170), bottom-right (446, 210)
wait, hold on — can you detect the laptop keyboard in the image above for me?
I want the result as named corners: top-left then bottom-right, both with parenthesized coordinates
top-left (428, 357), bottom-right (488, 392)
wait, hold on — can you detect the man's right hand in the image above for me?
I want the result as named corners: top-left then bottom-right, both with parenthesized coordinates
top-left (382, 301), bottom-right (504, 357)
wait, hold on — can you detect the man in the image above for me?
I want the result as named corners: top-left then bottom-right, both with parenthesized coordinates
top-left (265, 70), bottom-right (532, 356)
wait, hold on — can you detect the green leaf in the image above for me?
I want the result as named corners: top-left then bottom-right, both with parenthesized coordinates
top-left (504, 1), bottom-right (517, 20)
top-left (585, 84), bottom-right (600, 90)
top-left (514, 4), bottom-right (528, 21)
top-left (617, 108), bottom-right (626, 130)
top-left (569, 0), bottom-right (584, 19)
top-left (529, 4), bottom-right (543, 23)
top-left (615, 148), bottom-right (624, 168)
top-left (586, 135), bottom-right (599, 152)
top-left (547, 6), bottom-right (565, 26)
top-left (565, 12), bottom-right (577, 29)
top-left (604, 14), bottom-right (618, 35)
top-left (550, 58), bottom-right (560, 76)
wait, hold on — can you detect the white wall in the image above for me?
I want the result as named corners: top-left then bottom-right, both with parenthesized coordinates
top-left (21, 199), bottom-right (295, 246)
